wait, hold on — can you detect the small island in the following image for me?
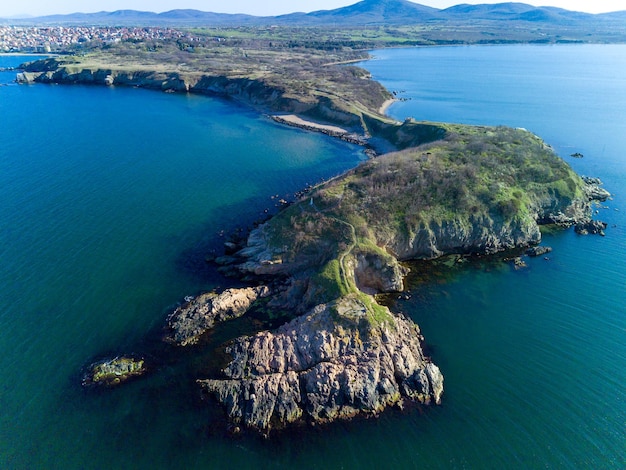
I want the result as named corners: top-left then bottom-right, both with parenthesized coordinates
top-left (14, 21), bottom-right (610, 435)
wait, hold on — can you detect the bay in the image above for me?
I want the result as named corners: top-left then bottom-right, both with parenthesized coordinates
top-left (1, 44), bottom-right (625, 469)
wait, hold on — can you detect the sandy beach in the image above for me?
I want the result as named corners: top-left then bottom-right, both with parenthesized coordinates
top-left (378, 98), bottom-right (397, 115)
top-left (272, 114), bottom-right (349, 134)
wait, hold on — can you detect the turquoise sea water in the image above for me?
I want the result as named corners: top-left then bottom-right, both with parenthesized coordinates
top-left (1, 44), bottom-right (625, 468)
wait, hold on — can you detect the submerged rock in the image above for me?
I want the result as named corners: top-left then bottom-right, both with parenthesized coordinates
top-left (83, 356), bottom-right (145, 387)
top-left (504, 256), bottom-right (527, 269)
top-left (199, 295), bottom-right (443, 435)
top-left (526, 245), bottom-right (553, 257)
top-left (164, 286), bottom-right (271, 346)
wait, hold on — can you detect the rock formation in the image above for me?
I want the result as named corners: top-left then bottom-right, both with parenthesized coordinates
top-left (83, 356), bottom-right (146, 387)
top-left (575, 220), bottom-right (608, 236)
top-left (353, 250), bottom-right (408, 294)
top-left (526, 245), bottom-right (553, 257)
top-left (199, 295), bottom-right (443, 434)
top-left (582, 176), bottom-right (611, 202)
top-left (165, 286), bottom-right (271, 346)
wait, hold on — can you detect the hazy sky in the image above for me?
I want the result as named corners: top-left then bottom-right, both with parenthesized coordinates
top-left (2, 1), bottom-right (623, 18)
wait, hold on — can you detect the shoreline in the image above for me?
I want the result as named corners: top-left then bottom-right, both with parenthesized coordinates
top-left (269, 114), bottom-right (371, 148)
top-left (0, 52), bottom-right (57, 57)
top-left (271, 114), bottom-right (349, 134)
top-left (378, 98), bottom-right (397, 115)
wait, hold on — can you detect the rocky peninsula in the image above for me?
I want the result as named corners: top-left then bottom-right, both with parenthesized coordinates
top-left (18, 37), bottom-right (609, 435)
top-left (163, 123), bottom-right (607, 435)
top-left (199, 296), bottom-right (443, 435)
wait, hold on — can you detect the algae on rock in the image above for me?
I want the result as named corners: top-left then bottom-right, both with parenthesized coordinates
top-left (83, 356), bottom-right (146, 387)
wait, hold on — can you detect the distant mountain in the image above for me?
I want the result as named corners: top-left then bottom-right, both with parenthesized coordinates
top-left (1, 1), bottom-right (624, 27)
top-left (0, 9), bottom-right (259, 26)
top-left (442, 2), bottom-right (536, 18)
top-left (598, 10), bottom-right (626, 20)
top-left (277, 0), bottom-right (440, 25)
top-left (442, 3), bottom-right (594, 23)
top-left (156, 9), bottom-right (256, 23)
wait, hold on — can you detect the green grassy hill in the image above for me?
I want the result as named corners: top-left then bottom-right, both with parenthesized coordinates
top-left (240, 124), bottom-right (590, 313)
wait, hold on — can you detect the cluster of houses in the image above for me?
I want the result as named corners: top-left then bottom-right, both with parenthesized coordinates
top-left (0, 26), bottom-right (190, 53)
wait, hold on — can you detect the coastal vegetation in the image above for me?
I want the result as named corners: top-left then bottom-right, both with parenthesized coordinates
top-left (236, 124), bottom-right (591, 315)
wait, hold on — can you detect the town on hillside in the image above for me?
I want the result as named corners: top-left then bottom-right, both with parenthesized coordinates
top-left (0, 26), bottom-right (190, 53)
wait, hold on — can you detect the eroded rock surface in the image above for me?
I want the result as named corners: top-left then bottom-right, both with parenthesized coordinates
top-left (165, 286), bottom-right (270, 346)
top-left (199, 296), bottom-right (443, 434)
top-left (353, 251), bottom-right (407, 293)
top-left (582, 176), bottom-right (611, 202)
top-left (575, 220), bottom-right (608, 236)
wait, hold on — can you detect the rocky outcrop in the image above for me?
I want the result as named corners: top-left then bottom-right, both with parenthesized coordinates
top-left (15, 72), bottom-right (34, 84)
top-left (582, 176), bottom-right (611, 202)
top-left (233, 174), bottom-right (608, 280)
top-left (234, 211), bottom-right (543, 279)
top-left (352, 250), bottom-right (407, 293)
top-left (83, 356), bottom-right (145, 387)
top-left (199, 296), bottom-right (443, 434)
top-left (575, 220), bottom-right (607, 236)
top-left (164, 286), bottom-right (271, 346)
top-left (388, 214), bottom-right (542, 260)
top-left (526, 245), bottom-right (553, 257)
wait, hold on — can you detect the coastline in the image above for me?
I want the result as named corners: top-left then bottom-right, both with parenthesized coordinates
top-left (0, 52), bottom-right (57, 57)
top-left (378, 98), bottom-right (397, 115)
top-left (2, 37), bottom-right (624, 468)
top-left (17, 51), bottom-right (610, 437)
top-left (271, 114), bottom-right (349, 134)
top-left (269, 114), bottom-right (371, 148)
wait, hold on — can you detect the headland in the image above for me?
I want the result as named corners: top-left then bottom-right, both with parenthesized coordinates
top-left (14, 30), bottom-right (610, 436)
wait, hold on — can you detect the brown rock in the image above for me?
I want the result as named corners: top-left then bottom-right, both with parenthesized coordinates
top-left (165, 286), bottom-right (270, 346)
top-left (198, 295), bottom-right (443, 434)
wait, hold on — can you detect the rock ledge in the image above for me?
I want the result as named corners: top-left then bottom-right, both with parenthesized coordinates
top-left (165, 286), bottom-right (271, 346)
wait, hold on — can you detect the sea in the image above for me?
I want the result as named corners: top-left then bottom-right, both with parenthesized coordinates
top-left (0, 44), bottom-right (624, 468)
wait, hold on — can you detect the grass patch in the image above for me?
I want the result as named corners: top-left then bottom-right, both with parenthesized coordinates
top-left (309, 259), bottom-right (352, 303)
